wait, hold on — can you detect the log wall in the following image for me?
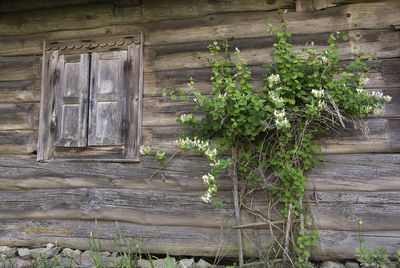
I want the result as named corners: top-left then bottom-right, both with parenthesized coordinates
top-left (0, 0), bottom-right (399, 261)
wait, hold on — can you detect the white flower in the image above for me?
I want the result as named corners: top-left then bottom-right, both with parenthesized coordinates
top-left (275, 117), bottom-right (290, 128)
top-left (202, 173), bottom-right (215, 185)
top-left (356, 88), bottom-right (364, 94)
top-left (311, 89), bottom-right (325, 98)
top-left (193, 98), bottom-right (203, 104)
top-left (383, 95), bottom-right (392, 102)
top-left (371, 91), bottom-right (384, 99)
top-left (139, 145), bottom-right (151, 156)
top-left (268, 74), bottom-right (280, 86)
top-left (269, 91), bottom-right (284, 104)
top-left (218, 92), bottom-right (227, 99)
top-left (318, 100), bottom-right (326, 108)
top-left (359, 76), bottom-right (369, 86)
top-left (156, 151), bottom-right (165, 157)
top-left (320, 56), bottom-right (329, 63)
top-left (274, 109), bottom-right (286, 119)
top-left (364, 105), bottom-right (373, 113)
top-left (201, 192), bottom-right (212, 203)
top-left (179, 113), bottom-right (193, 122)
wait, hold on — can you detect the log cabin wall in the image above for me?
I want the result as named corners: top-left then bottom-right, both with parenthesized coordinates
top-left (0, 0), bottom-right (399, 260)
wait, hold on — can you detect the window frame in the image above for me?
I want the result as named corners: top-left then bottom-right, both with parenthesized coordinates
top-left (37, 34), bottom-right (143, 162)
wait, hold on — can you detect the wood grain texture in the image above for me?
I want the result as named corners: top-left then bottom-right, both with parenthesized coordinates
top-left (307, 153), bottom-right (400, 191)
top-left (0, 79), bottom-right (40, 102)
top-left (0, 2), bottom-right (399, 56)
top-left (0, 131), bottom-right (36, 155)
top-left (0, 156), bottom-right (231, 191)
top-left (143, 58), bottom-right (400, 99)
top-left (0, 103), bottom-right (38, 130)
top-left (145, 29), bottom-right (400, 72)
top-left (308, 191), bottom-right (400, 231)
top-left (0, 188), bottom-right (240, 228)
top-left (0, 56), bottom-right (40, 81)
top-left (0, 219), bottom-right (272, 258)
top-left (314, 230), bottom-right (400, 260)
top-left (37, 50), bottom-right (58, 161)
top-left (0, 0), bottom-right (294, 36)
top-left (0, 153), bottom-right (399, 192)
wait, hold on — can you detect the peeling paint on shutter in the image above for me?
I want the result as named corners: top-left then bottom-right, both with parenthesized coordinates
top-left (88, 51), bottom-right (127, 146)
top-left (53, 53), bottom-right (89, 147)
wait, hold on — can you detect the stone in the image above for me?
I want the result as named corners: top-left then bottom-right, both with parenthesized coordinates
top-left (178, 258), bottom-right (195, 268)
top-left (321, 261), bottom-right (345, 268)
top-left (111, 252), bottom-right (120, 258)
top-left (62, 248), bottom-right (81, 264)
top-left (17, 248), bottom-right (31, 260)
top-left (46, 243), bottom-right (55, 249)
top-left (197, 259), bottom-right (213, 268)
top-left (31, 247), bottom-right (61, 259)
top-left (9, 257), bottom-right (34, 268)
top-left (156, 257), bottom-right (176, 268)
top-left (345, 262), bottom-right (360, 268)
top-left (0, 246), bottom-right (17, 258)
top-left (102, 251), bottom-right (111, 257)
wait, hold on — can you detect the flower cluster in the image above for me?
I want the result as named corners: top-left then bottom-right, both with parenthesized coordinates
top-left (268, 74), bottom-right (280, 87)
top-left (274, 109), bottom-right (290, 128)
top-left (193, 97), bottom-right (203, 104)
top-left (202, 173), bottom-right (215, 185)
top-left (218, 92), bottom-right (227, 99)
top-left (139, 145), bottom-right (151, 156)
top-left (311, 89), bottom-right (325, 98)
top-left (178, 113), bottom-right (194, 123)
top-left (269, 91), bottom-right (284, 104)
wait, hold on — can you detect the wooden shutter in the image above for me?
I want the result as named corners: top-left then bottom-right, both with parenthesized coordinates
top-left (88, 51), bottom-right (127, 146)
top-left (53, 54), bottom-right (90, 147)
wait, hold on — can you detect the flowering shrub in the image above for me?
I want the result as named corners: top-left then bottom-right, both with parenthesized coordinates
top-left (144, 11), bottom-right (391, 266)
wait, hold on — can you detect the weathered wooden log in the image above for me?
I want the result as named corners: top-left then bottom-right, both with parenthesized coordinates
top-left (0, 0), bottom-right (294, 36)
top-left (0, 56), bottom-right (40, 81)
top-left (0, 130), bottom-right (37, 155)
top-left (0, 156), bottom-right (230, 191)
top-left (0, 153), bottom-right (399, 192)
top-left (0, 188), bottom-right (243, 228)
top-left (142, 119), bottom-right (400, 154)
top-left (0, 79), bottom-right (40, 102)
top-left (145, 29), bottom-right (400, 72)
top-left (308, 191), bottom-right (400, 231)
top-left (314, 230), bottom-right (400, 260)
top-left (0, 219), bottom-right (273, 258)
top-left (0, 103), bottom-right (39, 131)
top-left (143, 58), bottom-right (400, 97)
top-left (0, 2), bottom-right (399, 56)
top-left (307, 153), bottom-right (400, 191)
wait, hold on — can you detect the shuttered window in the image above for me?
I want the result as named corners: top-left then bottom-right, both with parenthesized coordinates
top-left (38, 37), bottom-right (143, 161)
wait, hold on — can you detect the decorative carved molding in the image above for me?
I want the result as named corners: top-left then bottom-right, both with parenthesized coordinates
top-left (46, 35), bottom-right (141, 53)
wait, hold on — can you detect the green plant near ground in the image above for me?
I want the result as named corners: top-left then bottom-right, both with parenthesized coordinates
top-left (146, 9), bottom-right (391, 267)
top-left (356, 220), bottom-right (399, 268)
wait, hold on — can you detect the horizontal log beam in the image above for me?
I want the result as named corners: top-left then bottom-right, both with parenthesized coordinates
top-left (0, 2), bottom-right (399, 56)
top-left (0, 219), bottom-right (272, 258)
top-left (308, 191), bottom-right (400, 231)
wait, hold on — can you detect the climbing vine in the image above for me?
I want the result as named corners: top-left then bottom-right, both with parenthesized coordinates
top-left (141, 10), bottom-right (391, 267)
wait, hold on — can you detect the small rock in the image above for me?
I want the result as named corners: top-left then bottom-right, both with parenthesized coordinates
top-left (321, 261), bottom-right (345, 268)
top-left (17, 248), bottom-right (31, 260)
top-left (102, 251), bottom-right (111, 257)
top-left (178, 258), bottom-right (195, 268)
top-left (80, 250), bottom-right (94, 267)
top-left (31, 247), bottom-right (61, 259)
top-left (46, 243), bottom-right (55, 249)
top-left (0, 246), bottom-right (17, 258)
top-left (111, 252), bottom-right (120, 258)
top-left (155, 257), bottom-right (176, 268)
top-left (9, 257), bottom-right (34, 268)
top-left (345, 262), bottom-right (360, 268)
top-left (62, 248), bottom-right (81, 263)
top-left (197, 259), bottom-right (213, 268)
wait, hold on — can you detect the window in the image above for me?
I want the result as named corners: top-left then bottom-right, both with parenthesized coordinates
top-left (37, 35), bottom-right (143, 162)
